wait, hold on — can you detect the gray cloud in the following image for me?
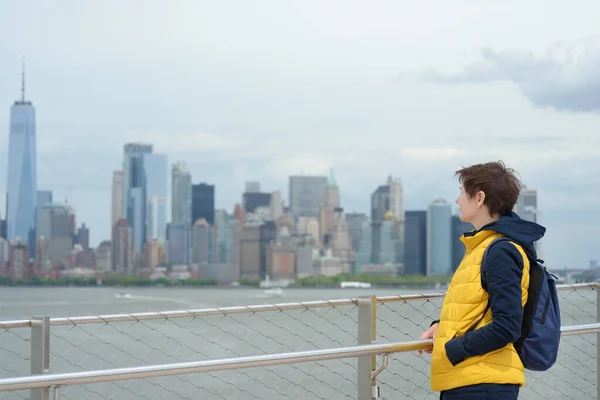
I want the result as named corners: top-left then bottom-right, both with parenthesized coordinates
top-left (406, 38), bottom-right (600, 113)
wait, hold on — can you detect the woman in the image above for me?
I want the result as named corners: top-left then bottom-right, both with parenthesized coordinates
top-left (420, 161), bottom-right (545, 399)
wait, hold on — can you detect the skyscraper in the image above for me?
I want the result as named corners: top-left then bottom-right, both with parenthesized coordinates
top-left (0, 219), bottom-right (6, 239)
top-left (143, 239), bottom-right (163, 270)
top-left (122, 144), bottom-right (152, 252)
top-left (192, 218), bottom-right (212, 264)
top-left (67, 206), bottom-right (76, 242)
top-left (111, 171), bottom-right (124, 228)
top-left (9, 242), bottom-right (29, 280)
top-left (144, 153), bottom-right (167, 243)
top-left (214, 210), bottom-right (238, 264)
top-left (371, 185), bottom-right (390, 222)
top-left (36, 190), bottom-right (52, 248)
top-left (405, 211), bottom-right (427, 275)
top-left (269, 191), bottom-right (283, 220)
top-left (259, 221), bottom-right (277, 279)
top-left (172, 162), bottom-right (192, 226)
top-left (515, 185), bottom-right (542, 257)
top-left (427, 199), bottom-right (452, 275)
top-left (375, 220), bottom-right (401, 266)
top-left (36, 203), bottom-right (72, 266)
top-left (122, 143), bottom-right (153, 211)
top-left (240, 223), bottom-right (261, 279)
top-left (37, 203), bottom-right (69, 238)
top-left (95, 241), bottom-right (112, 272)
top-left (192, 183), bottom-right (215, 225)
top-left (371, 176), bottom-right (403, 222)
top-left (128, 187), bottom-right (145, 253)
top-left (233, 204), bottom-right (247, 225)
top-left (354, 220), bottom-right (373, 273)
top-left (319, 170), bottom-right (340, 242)
top-left (329, 208), bottom-right (353, 273)
top-left (37, 190), bottom-right (52, 215)
top-left (289, 175), bottom-right (327, 219)
top-left (515, 185), bottom-right (538, 223)
top-left (370, 176), bottom-right (405, 268)
top-left (166, 222), bottom-right (191, 265)
top-left (6, 65), bottom-right (37, 242)
top-left (112, 218), bottom-right (133, 274)
top-left (345, 213), bottom-right (368, 253)
top-left (77, 223), bottom-right (90, 251)
top-left (243, 192), bottom-right (271, 214)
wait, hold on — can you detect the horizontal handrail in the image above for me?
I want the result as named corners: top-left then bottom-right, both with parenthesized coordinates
top-left (560, 323), bottom-right (600, 336)
top-left (0, 340), bottom-right (432, 391)
top-left (376, 283), bottom-right (596, 304)
top-left (0, 283), bottom-right (595, 329)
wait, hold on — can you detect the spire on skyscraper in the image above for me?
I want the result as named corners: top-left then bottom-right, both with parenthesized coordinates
top-left (21, 59), bottom-right (25, 102)
top-left (327, 168), bottom-right (337, 186)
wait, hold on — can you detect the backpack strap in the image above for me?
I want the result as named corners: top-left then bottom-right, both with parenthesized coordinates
top-left (480, 237), bottom-right (514, 291)
top-left (467, 237), bottom-right (518, 334)
top-left (481, 237), bottom-right (537, 290)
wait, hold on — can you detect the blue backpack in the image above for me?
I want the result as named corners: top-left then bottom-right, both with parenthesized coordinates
top-left (478, 237), bottom-right (561, 371)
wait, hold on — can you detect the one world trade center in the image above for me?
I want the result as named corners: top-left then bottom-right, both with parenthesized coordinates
top-left (6, 65), bottom-right (37, 243)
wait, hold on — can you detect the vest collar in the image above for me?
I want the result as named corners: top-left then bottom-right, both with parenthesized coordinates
top-left (460, 228), bottom-right (499, 253)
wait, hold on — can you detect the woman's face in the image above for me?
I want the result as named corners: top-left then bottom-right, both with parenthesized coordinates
top-left (456, 184), bottom-right (479, 224)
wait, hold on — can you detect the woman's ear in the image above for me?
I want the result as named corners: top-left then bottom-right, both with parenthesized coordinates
top-left (476, 191), bottom-right (486, 208)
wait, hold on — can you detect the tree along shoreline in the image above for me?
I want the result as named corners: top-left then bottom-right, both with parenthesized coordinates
top-left (0, 274), bottom-right (451, 288)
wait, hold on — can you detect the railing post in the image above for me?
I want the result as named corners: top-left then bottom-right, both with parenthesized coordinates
top-left (357, 295), bottom-right (376, 400)
top-left (31, 316), bottom-right (50, 400)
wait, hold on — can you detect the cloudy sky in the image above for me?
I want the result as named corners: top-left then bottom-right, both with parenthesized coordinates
top-left (1, 0), bottom-right (599, 269)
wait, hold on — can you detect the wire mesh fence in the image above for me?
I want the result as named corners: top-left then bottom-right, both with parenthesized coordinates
top-left (0, 328), bottom-right (30, 380)
top-left (0, 284), bottom-right (597, 399)
top-left (64, 358), bottom-right (358, 400)
top-left (0, 320), bottom-right (31, 400)
top-left (376, 293), bottom-right (444, 400)
top-left (0, 390), bottom-right (28, 400)
top-left (49, 303), bottom-right (360, 399)
top-left (0, 325), bottom-right (30, 400)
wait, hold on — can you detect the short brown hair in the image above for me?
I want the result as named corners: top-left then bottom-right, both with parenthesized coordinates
top-left (455, 161), bottom-right (521, 216)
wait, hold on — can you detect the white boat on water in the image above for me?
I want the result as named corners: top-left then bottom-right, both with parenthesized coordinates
top-left (260, 274), bottom-right (292, 289)
top-left (115, 292), bottom-right (133, 299)
top-left (339, 281), bottom-right (372, 289)
top-left (263, 287), bottom-right (285, 297)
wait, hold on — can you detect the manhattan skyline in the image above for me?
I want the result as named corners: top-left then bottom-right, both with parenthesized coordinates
top-left (0, 1), bottom-right (598, 270)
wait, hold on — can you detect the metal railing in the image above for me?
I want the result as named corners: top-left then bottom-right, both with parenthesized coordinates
top-left (0, 340), bottom-right (432, 394)
top-left (0, 324), bottom-right (599, 400)
top-left (0, 283), bottom-right (597, 399)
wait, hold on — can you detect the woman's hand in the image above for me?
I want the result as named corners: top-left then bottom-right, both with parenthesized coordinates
top-left (418, 323), bottom-right (438, 355)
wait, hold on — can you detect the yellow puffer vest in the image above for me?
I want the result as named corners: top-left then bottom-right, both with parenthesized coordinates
top-left (430, 229), bottom-right (530, 392)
